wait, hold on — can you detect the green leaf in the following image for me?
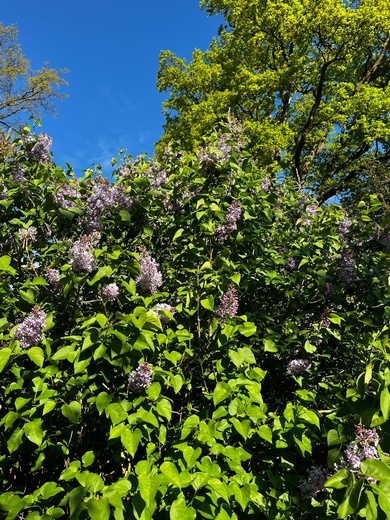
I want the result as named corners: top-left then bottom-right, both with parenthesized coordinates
top-left (87, 496), bottom-right (111, 520)
top-left (380, 387), bottom-right (390, 421)
top-left (263, 337), bottom-right (277, 352)
top-left (43, 400), bottom-right (56, 415)
top-left (27, 346), bottom-right (44, 367)
top-left (96, 392), bottom-right (112, 414)
top-left (68, 486), bottom-right (85, 518)
top-left (121, 428), bottom-right (142, 457)
top-left (0, 348), bottom-right (12, 372)
top-left (231, 418), bottom-right (251, 440)
top-left (327, 428), bottom-right (344, 447)
top-left (61, 401), bottom-right (81, 424)
top-left (213, 382), bottom-right (232, 406)
top-left (138, 474), bottom-right (160, 508)
top-left (87, 265), bottom-right (113, 286)
top-left (7, 427), bottom-right (24, 453)
top-left (325, 469), bottom-right (349, 489)
top-left (258, 424), bottom-right (273, 443)
top-left (230, 273), bottom-right (241, 285)
top-left (82, 451), bottom-right (95, 467)
top-left (24, 419), bottom-right (44, 446)
top-left (0, 255), bottom-right (16, 274)
top-left (172, 228), bottom-right (184, 242)
top-left (161, 461), bottom-right (181, 488)
top-left (201, 296), bottom-right (214, 311)
top-left (156, 398), bottom-right (172, 421)
top-left (361, 459), bottom-right (390, 480)
top-left (169, 495), bottom-right (197, 520)
top-left (208, 478), bottom-right (230, 504)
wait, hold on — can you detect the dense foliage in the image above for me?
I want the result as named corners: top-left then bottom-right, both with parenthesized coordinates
top-left (157, 0), bottom-right (390, 203)
top-left (0, 128), bottom-right (390, 519)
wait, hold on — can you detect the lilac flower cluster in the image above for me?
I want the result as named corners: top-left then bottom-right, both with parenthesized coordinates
top-left (15, 306), bottom-right (46, 349)
top-left (85, 177), bottom-right (131, 232)
top-left (306, 205), bottom-right (318, 216)
top-left (69, 235), bottom-right (97, 273)
top-left (261, 176), bottom-right (271, 193)
top-left (286, 257), bottom-right (298, 271)
top-left (30, 133), bottom-right (52, 164)
top-left (0, 183), bottom-right (7, 200)
top-left (54, 182), bottom-right (81, 210)
top-left (217, 200), bottom-right (242, 242)
top-left (153, 303), bottom-right (176, 323)
top-left (12, 163), bottom-right (25, 183)
top-left (339, 250), bottom-right (355, 287)
top-left (18, 226), bottom-right (37, 243)
top-left (198, 132), bottom-right (245, 165)
top-left (144, 162), bottom-right (169, 190)
top-left (215, 285), bottom-right (239, 321)
top-left (287, 358), bottom-right (311, 376)
top-left (338, 216), bottom-right (352, 237)
top-left (101, 283), bottom-right (119, 301)
top-left (44, 268), bottom-right (60, 285)
top-left (323, 282), bottom-right (333, 298)
top-left (336, 424), bottom-right (380, 478)
top-left (299, 466), bottom-right (330, 500)
top-left (128, 362), bottom-right (153, 393)
top-left (136, 250), bottom-right (163, 294)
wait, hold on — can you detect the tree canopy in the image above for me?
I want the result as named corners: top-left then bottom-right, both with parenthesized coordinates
top-left (0, 23), bottom-right (67, 130)
top-left (157, 0), bottom-right (390, 203)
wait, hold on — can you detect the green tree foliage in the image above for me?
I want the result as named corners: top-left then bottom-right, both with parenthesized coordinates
top-left (0, 23), bottom-right (67, 129)
top-left (0, 129), bottom-right (390, 518)
top-left (157, 0), bottom-right (390, 203)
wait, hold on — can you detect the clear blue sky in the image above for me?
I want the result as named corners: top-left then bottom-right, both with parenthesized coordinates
top-left (2, 1), bottom-right (221, 172)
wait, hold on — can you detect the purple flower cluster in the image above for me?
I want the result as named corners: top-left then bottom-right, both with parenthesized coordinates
top-left (54, 182), bottom-right (81, 210)
top-left (197, 132), bottom-right (245, 165)
top-left (299, 466), bottom-right (330, 500)
top-left (30, 133), bottom-right (52, 164)
top-left (44, 268), bottom-right (60, 285)
top-left (339, 250), bottom-right (355, 287)
top-left (336, 424), bottom-right (380, 477)
top-left (136, 250), bottom-right (163, 294)
top-left (306, 205), bottom-right (318, 216)
top-left (215, 285), bottom-right (239, 321)
top-left (217, 200), bottom-right (242, 242)
top-left (12, 163), bottom-right (25, 183)
top-left (18, 226), bottom-right (37, 243)
top-left (287, 359), bottom-right (311, 376)
top-left (101, 283), bottom-right (119, 301)
top-left (69, 235), bottom-right (97, 273)
top-left (15, 306), bottom-right (46, 349)
top-left (153, 303), bottom-right (176, 323)
top-left (0, 183), bottom-right (7, 200)
top-left (128, 362), bottom-right (153, 393)
top-left (323, 282), bottom-right (333, 298)
top-left (144, 162), bottom-right (169, 190)
top-left (85, 177), bottom-right (131, 232)
top-left (338, 217), bottom-right (352, 237)
top-left (286, 257), bottom-right (298, 271)
top-left (261, 176), bottom-right (271, 193)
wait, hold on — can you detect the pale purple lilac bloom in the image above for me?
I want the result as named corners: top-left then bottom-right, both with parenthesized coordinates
top-left (69, 235), bottom-right (97, 273)
top-left (287, 359), bottom-right (311, 376)
top-left (286, 257), bottom-right (298, 271)
top-left (101, 283), bottom-right (119, 301)
top-left (30, 133), bottom-right (52, 164)
top-left (128, 362), bottom-right (153, 393)
top-left (261, 176), bottom-right (271, 193)
top-left (54, 183), bottom-right (81, 210)
top-left (338, 217), bottom-right (352, 237)
top-left (215, 285), bottom-right (239, 321)
top-left (44, 268), bottom-right (60, 285)
top-left (136, 250), bottom-right (163, 294)
top-left (85, 178), bottom-right (131, 232)
top-left (15, 306), bottom-right (46, 349)
top-left (306, 205), bottom-right (318, 216)
top-left (153, 303), bottom-right (176, 323)
top-left (335, 424), bottom-right (380, 479)
top-left (217, 200), bottom-right (242, 242)
top-left (18, 226), bottom-right (37, 243)
top-left (299, 466), bottom-right (330, 500)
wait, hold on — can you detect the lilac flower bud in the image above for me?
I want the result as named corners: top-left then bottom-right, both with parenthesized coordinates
top-left (136, 250), bottom-right (163, 294)
top-left (128, 362), bottom-right (152, 393)
top-left (12, 164), bottom-right (25, 183)
top-left (30, 133), bottom-right (52, 164)
top-left (335, 424), bottom-right (380, 478)
top-left (299, 466), bottom-right (330, 500)
top-left (15, 306), bottom-right (46, 349)
top-left (215, 285), bottom-right (239, 321)
top-left (69, 235), bottom-right (96, 273)
top-left (101, 283), bottom-right (119, 301)
top-left (286, 359), bottom-right (311, 376)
